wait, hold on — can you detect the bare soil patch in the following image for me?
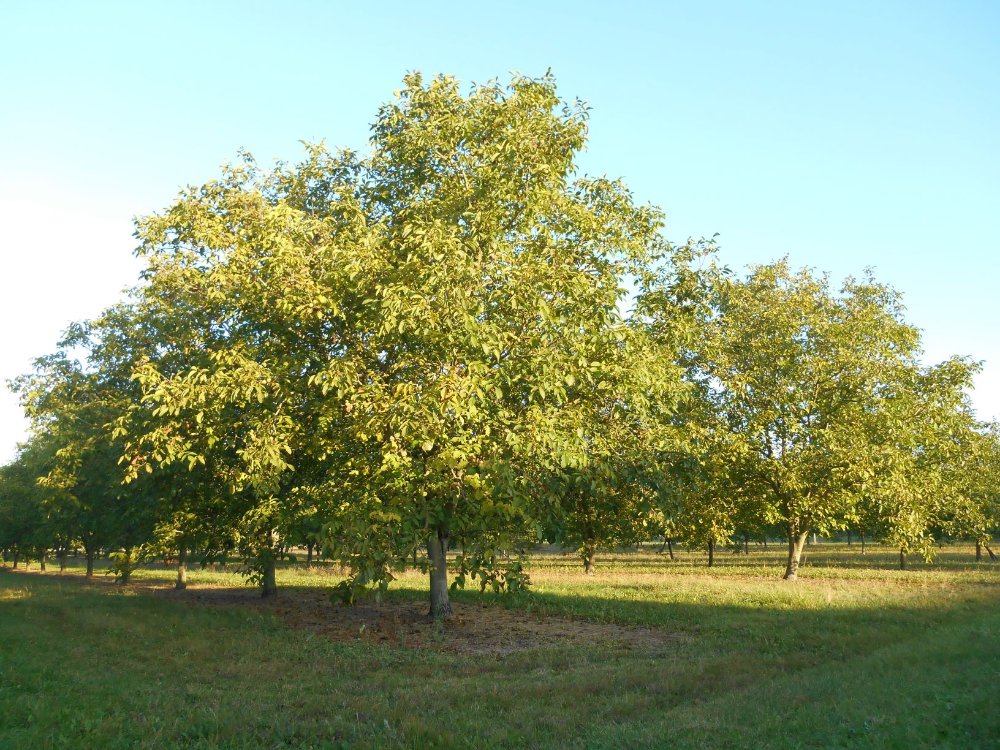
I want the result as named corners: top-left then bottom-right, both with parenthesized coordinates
top-left (154, 584), bottom-right (682, 655)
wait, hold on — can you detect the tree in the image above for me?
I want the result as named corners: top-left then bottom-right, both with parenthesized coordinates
top-left (693, 261), bottom-right (935, 580)
top-left (855, 356), bottom-right (983, 568)
top-left (0, 437), bottom-right (55, 569)
top-left (123, 73), bottom-right (695, 616)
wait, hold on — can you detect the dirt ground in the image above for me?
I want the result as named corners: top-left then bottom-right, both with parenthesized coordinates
top-left (153, 584), bottom-right (681, 655)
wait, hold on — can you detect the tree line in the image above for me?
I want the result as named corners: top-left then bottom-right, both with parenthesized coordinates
top-left (2, 73), bottom-right (997, 617)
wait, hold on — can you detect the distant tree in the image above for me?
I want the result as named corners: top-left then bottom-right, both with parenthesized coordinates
top-left (0, 437), bottom-right (55, 568)
top-left (692, 261), bottom-right (941, 580)
top-left (854, 356), bottom-right (983, 568)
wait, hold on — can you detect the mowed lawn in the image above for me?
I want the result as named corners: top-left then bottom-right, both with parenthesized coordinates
top-left (2, 544), bottom-right (999, 749)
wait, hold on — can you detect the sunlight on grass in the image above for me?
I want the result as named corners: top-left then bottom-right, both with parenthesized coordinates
top-left (0, 586), bottom-right (31, 601)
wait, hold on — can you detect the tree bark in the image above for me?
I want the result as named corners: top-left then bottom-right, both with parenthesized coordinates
top-left (707, 538), bottom-right (715, 568)
top-left (899, 548), bottom-right (907, 570)
top-left (40, 552), bottom-right (47, 572)
top-left (581, 542), bottom-right (597, 574)
top-left (58, 550), bottom-right (66, 573)
top-left (986, 544), bottom-right (998, 562)
top-left (261, 553), bottom-right (277, 598)
top-left (259, 527), bottom-right (279, 598)
top-left (976, 541), bottom-right (982, 562)
top-left (176, 545), bottom-right (187, 590)
top-left (847, 529), bottom-right (852, 547)
top-left (783, 527), bottom-right (811, 580)
top-left (85, 550), bottom-right (95, 579)
top-left (427, 528), bottom-right (452, 618)
top-left (12, 552), bottom-right (18, 569)
top-left (860, 530), bottom-right (866, 555)
top-left (667, 539), bottom-right (674, 561)
top-left (306, 543), bottom-right (314, 567)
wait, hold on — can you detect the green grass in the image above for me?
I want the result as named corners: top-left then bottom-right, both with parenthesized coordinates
top-left (2, 544), bottom-right (999, 749)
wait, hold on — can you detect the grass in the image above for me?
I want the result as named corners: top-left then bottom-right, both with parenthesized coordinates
top-left (1, 543), bottom-right (999, 748)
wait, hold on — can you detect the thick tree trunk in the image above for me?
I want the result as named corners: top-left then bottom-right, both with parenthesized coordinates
top-left (976, 541), bottom-right (982, 562)
top-left (783, 528), bottom-right (811, 580)
top-left (427, 528), bottom-right (452, 618)
top-left (306, 543), bottom-right (314, 567)
top-left (259, 528), bottom-right (279, 598)
top-left (176, 545), bottom-right (187, 590)
top-left (707, 538), bottom-right (715, 568)
top-left (899, 548), bottom-right (907, 570)
top-left (85, 550), bottom-right (95, 579)
top-left (40, 552), bottom-right (47, 572)
top-left (261, 553), bottom-right (277, 598)
top-left (581, 542), bottom-right (597, 574)
top-left (12, 552), bottom-right (18, 569)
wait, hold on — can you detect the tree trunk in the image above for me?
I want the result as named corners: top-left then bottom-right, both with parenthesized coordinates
top-left (85, 550), bottom-right (95, 579)
top-left (743, 534), bottom-right (750, 556)
top-left (306, 543), bottom-right (314, 567)
top-left (427, 528), bottom-right (452, 618)
top-left (986, 544), bottom-right (998, 562)
top-left (667, 539), bottom-right (674, 561)
top-left (40, 552), bottom-right (47, 572)
top-left (783, 527), bottom-right (811, 580)
top-left (847, 529), bottom-right (852, 547)
top-left (12, 552), bottom-right (18, 569)
top-left (259, 527), bottom-right (279, 598)
top-left (707, 538), bottom-right (715, 567)
top-left (860, 530), bottom-right (866, 555)
top-left (581, 542), bottom-right (597, 574)
top-left (976, 541), bottom-right (982, 562)
top-left (261, 553), bottom-right (277, 598)
top-left (59, 550), bottom-right (66, 573)
top-left (899, 548), bottom-right (907, 570)
top-left (176, 545), bottom-right (187, 590)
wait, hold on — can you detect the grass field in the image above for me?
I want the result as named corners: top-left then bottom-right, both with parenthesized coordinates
top-left (1, 543), bottom-right (999, 749)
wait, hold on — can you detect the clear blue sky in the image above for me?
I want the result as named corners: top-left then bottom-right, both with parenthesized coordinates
top-left (1, 0), bottom-right (998, 460)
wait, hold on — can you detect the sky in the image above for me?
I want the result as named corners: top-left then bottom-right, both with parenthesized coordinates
top-left (1, 0), bottom-right (998, 462)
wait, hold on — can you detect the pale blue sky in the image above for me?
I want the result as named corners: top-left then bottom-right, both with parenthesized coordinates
top-left (1, 1), bottom-right (998, 460)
